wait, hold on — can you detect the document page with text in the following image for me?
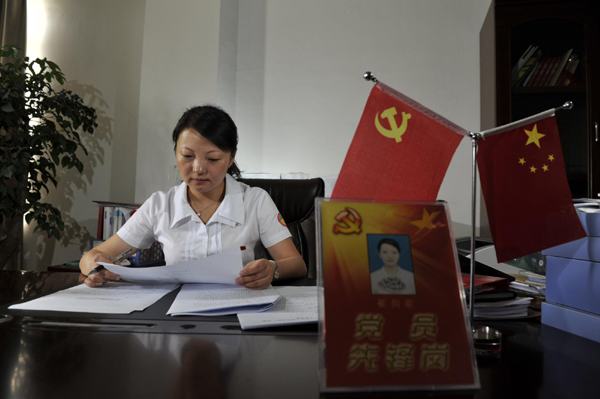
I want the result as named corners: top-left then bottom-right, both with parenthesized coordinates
top-left (99, 247), bottom-right (243, 284)
top-left (9, 282), bottom-right (179, 314)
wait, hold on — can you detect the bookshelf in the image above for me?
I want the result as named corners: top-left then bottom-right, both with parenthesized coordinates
top-left (495, 0), bottom-right (600, 199)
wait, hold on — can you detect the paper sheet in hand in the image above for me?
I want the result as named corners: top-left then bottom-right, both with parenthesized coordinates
top-left (167, 284), bottom-right (281, 316)
top-left (237, 286), bottom-right (318, 330)
top-left (8, 282), bottom-right (179, 314)
top-left (99, 247), bottom-right (243, 284)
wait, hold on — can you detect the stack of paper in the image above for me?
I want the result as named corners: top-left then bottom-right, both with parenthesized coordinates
top-left (167, 284), bottom-right (282, 316)
top-left (473, 297), bottom-right (533, 319)
top-left (9, 283), bottom-right (179, 314)
top-left (237, 286), bottom-right (318, 330)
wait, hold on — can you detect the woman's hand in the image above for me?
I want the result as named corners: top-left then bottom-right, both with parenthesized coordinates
top-left (235, 258), bottom-right (275, 290)
top-left (80, 235), bottom-right (136, 287)
top-left (83, 252), bottom-right (121, 287)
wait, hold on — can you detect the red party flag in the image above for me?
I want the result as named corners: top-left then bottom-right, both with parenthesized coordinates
top-left (477, 115), bottom-right (586, 263)
top-left (332, 82), bottom-right (466, 201)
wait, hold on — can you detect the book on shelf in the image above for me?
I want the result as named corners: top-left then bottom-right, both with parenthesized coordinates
top-left (526, 56), bottom-right (551, 87)
top-left (521, 61), bottom-right (540, 87)
top-left (102, 207), bottom-right (114, 241)
top-left (539, 56), bottom-right (561, 87)
top-left (549, 48), bottom-right (573, 86)
top-left (93, 201), bottom-right (140, 240)
top-left (556, 53), bottom-right (580, 86)
top-left (102, 206), bottom-right (136, 240)
top-left (513, 48), bottom-right (581, 88)
top-left (511, 45), bottom-right (537, 85)
top-left (513, 48), bottom-right (542, 87)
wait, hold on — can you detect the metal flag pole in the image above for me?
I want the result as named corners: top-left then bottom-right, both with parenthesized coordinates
top-left (468, 132), bottom-right (502, 356)
top-left (468, 131), bottom-right (480, 330)
top-left (480, 101), bottom-right (573, 138)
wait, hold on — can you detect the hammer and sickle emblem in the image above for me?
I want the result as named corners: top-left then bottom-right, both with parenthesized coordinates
top-left (375, 107), bottom-right (412, 143)
top-left (333, 207), bottom-right (362, 234)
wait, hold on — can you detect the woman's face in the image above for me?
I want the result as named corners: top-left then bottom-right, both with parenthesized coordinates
top-left (379, 243), bottom-right (400, 267)
top-left (176, 129), bottom-right (234, 195)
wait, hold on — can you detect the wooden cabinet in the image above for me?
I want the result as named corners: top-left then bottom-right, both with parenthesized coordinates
top-left (495, 0), bottom-right (600, 198)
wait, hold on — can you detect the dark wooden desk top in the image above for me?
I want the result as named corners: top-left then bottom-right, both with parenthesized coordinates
top-left (1, 270), bottom-right (599, 399)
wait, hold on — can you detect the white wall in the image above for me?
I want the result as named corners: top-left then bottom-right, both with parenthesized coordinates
top-left (235, 0), bottom-right (493, 236)
top-left (23, 0), bottom-right (494, 269)
top-left (134, 0), bottom-right (222, 203)
top-left (217, 0), bottom-right (240, 118)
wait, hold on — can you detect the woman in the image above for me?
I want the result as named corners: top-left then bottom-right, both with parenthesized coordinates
top-left (80, 105), bottom-right (307, 289)
top-left (370, 238), bottom-right (416, 295)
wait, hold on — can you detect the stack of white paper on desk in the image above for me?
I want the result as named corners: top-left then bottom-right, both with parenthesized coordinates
top-left (473, 297), bottom-right (533, 319)
top-left (8, 282), bottom-right (179, 314)
top-left (237, 286), bottom-right (318, 330)
top-left (167, 284), bottom-right (282, 316)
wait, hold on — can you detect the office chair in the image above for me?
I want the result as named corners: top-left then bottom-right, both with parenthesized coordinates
top-left (239, 178), bottom-right (325, 279)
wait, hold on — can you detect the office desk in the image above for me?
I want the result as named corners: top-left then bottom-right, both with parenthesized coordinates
top-left (1, 271), bottom-right (599, 399)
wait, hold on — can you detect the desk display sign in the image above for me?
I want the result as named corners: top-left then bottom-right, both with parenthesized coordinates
top-left (317, 199), bottom-right (479, 393)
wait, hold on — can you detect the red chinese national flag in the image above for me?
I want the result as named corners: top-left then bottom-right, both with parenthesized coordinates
top-left (332, 83), bottom-right (466, 201)
top-left (478, 116), bottom-right (586, 263)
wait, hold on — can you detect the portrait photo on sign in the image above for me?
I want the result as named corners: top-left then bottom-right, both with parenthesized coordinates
top-left (368, 234), bottom-right (416, 295)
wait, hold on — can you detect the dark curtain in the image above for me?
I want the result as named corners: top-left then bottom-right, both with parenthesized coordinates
top-left (0, 0), bottom-right (27, 61)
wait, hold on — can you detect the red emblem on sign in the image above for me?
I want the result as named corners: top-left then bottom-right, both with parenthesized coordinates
top-left (333, 207), bottom-right (362, 234)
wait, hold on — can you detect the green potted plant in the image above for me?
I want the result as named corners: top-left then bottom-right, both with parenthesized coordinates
top-left (0, 45), bottom-right (98, 269)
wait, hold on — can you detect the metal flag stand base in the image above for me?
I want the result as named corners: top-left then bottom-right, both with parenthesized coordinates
top-left (364, 69), bottom-right (574, 357)
top-left (468, 130), bottom-right (505, 357)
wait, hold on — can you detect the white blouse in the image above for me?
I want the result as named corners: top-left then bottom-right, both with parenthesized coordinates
top-left (117, 174), bottom-right (291, 266)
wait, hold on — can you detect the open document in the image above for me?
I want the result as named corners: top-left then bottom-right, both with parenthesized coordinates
top-left (99, 247), bottom-right (243, 284)
top-left (167, 284), bottom-right (282, 316)
top-left (237, 286), bottom-right (318, 330)
top-left (8, 282), bottom-right (179, 314)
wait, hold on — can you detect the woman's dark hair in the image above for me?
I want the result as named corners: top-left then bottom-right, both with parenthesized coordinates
top-left (172, 105), bottom-right (241, 179)
top-left (378, 238), bottom-right (401, 253)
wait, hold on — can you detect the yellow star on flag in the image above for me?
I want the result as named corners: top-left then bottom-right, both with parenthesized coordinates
top-left (525, 124), bottom-right (545, 148)
top-left (411, 208), bottom-right (441, 232)
top-left (542, 165), bottom-right (549, 172)
top-left (518, 158), bottom-right (526, 165)
top-left (548, 154), bottom-right (555, 162)
top-left (530, 166), bottom-right (537, 173)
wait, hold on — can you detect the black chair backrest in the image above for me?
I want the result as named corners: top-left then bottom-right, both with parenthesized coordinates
top-left (239, 178), bottom-right (325, 278)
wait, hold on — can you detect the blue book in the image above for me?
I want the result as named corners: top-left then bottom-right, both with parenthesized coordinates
top-left (575, 208), bottom-right (600, 237)
top-left (542, 302), bottom-right (600, 344)
top-left (543, 236), bottom-right (600, 263)
top-left (546, 257), bottom-right (600, 315)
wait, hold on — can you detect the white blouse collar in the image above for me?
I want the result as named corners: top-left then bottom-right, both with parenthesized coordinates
top-left (170, 174), bottom-right (244, 229)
